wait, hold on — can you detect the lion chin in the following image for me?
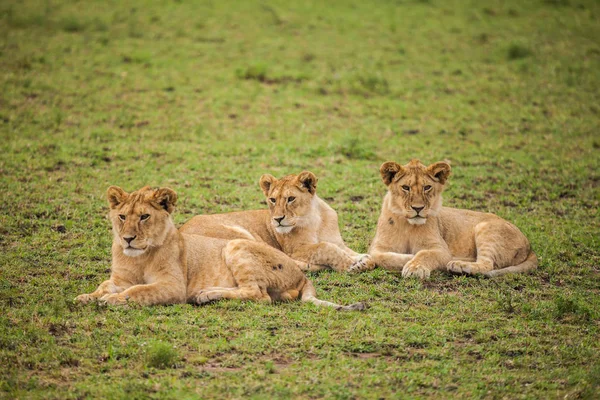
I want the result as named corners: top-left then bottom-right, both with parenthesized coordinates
top-left (123, 248), bottom-right (146, 257)
top-left (407, 217), bottom-right (427, 225)
top-left (275, 226), bottom-right (294, 234)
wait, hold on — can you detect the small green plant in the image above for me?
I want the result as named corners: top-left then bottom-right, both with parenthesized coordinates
top-left (146, 342), bottom-right (179, 369)
top-left (507, 43), bottom-right (532, 60)
top-left (264, 360), bottom-right (276, 374)
top-left (337, 137), bottom-right (377, 160)
top-left (355, 74), bottom-right (390, 95)
top-left (495, 291), bottom-right (516, 313)
top-left (61, 16), bottom-right (85, 33)
top-left (554, 296), bottom-right (592, 322)
top-left (92, 18), bottom-right (108, 32)
top-left (236, 63), bottom-right (269, 82)
top-left (53, 108), bottom-right (64, 130)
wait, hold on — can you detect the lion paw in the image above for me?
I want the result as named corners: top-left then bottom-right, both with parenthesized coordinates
top-left (295, 260), bottom-right (309, 271)
top-left (74, 293), bottom-right (96, 304)
top-left (402, 261), bottom-right (431, 279)
top-left (348, 254), bottom-right (375, 273)
top-left (447, 261), bottom-right (490, 275)
top-left (195, 291), bottom-right (223, 305)
top-left (99, 293), bottom-right (129, 305)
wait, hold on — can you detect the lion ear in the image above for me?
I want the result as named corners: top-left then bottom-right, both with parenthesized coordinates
top-left (297, 171), bottom-right (317, 194)
top-left (380, 162), bottom-right (404, 186)
top-left (153, 187), bottom-right (178, 213)
top-left (427, 161), bottom-right (451, 184)
top-left (259, 174), bottom-right (277, 197)
top-left (107, 186), bottom-right (128, 209)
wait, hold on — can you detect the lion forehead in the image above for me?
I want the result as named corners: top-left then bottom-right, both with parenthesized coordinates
top-left (270, 179), bottom-right (303, 198)
top-left (113, 194), bottom-right (160, 216)
top-left (398, 168), bottom-right (435, 186)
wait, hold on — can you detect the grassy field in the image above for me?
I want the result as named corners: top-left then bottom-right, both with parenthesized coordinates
top-left (1, 0), bottom-right (599, 398)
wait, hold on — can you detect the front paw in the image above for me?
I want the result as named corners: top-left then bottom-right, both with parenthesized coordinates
top-left (348, 254), bottom-right (375, 273)
top-left (74, 293), bottom-right (96, 304)
top-left (447, 260), bottom-right (473, 275)
top-left (295, 260), bottom-right (311, 271)
top-left (100, 293), bottom-right (129, 305)
top-left (194, 291), bottom-right (223, 305)
top-left (402, 261), bottom-right (431, 279)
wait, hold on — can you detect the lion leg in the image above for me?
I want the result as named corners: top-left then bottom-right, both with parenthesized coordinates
top-left (193, 284), bottom-right (271, 305)
top-left (483, 252), bottom-right (538, 277)
top-left (292, 242), bottom-right (356, 272)
top-left (191, 239), bottom-right (306, 305)
top-left (75, 279), bottom-right (126, 303)
top-left (348, 254), bottom-right (376, 273)
top-left (278, 289), bottom-right (300, 301)
top-left (370, 251), bottom-right (413, 272)
top-left (292, 259), bottom-right (329, 272)
top-left (447, 220), bottom-right (533, 277)
top-left (447, 222), bottom-right (496, 275)
top-left (447, 255), bottom-right (494, 276)
top-left (402, 249), bottom-right (452, 279)
top-left (101, 280), bottom-right (186, 306)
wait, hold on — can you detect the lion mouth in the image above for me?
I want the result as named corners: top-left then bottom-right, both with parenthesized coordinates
top-left (123, 244), bottom-right (148, 252)
top-left (407, 216), bottom-right (427, 225)
top-left (124, 245), bottom-right (145, 250)
top-left (123, 246), bottom-right (147, 257)
top-left (274, 225), bottom-right (294, 234)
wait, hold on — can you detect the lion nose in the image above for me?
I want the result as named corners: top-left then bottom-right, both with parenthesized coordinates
top-left (273, 216), bottom-right (285, 224)
top-left (123, 235), bottom-right (136, 244)
top-left (412, 206), bottom-right (424, 214)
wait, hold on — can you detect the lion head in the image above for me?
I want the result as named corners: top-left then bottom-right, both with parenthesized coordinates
top-left (379, 159), bottom-right (451, 225)
top-left (259, 171), bottom-right (318, 234)
top-left (106, 186), bottom-right (178, 257)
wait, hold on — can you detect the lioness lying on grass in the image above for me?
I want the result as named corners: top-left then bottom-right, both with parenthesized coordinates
top-left (180, 171), bottom-right (374, 273)
top-left (75, 186), bottom-right (365, 310)
top-left (370, 160), bottom-right (537, 278)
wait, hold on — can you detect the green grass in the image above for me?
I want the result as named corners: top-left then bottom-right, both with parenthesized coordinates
top-left (145, 341), bottom-right (180, 369)
top-left (1, 0), bottom-right (599, 398)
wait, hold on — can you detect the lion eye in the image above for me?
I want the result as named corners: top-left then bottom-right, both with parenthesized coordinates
top-left (423, 185), bottom-right (432, 191)
top-left (268, 198), bottom-right (276, 204)
top-left (118, 214), bottom-right (126, 221)
top-left (401, 185), bottom-right (410, 191)
top-left (287, 196), bottom-right (296, 203)
top-left (140, 214), bottom-right (150, 221)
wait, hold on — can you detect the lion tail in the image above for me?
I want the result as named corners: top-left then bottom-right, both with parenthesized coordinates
top-left (483, 251), bottom-right (538, 278)
top-left (300, 279), bottom-right (366, 311)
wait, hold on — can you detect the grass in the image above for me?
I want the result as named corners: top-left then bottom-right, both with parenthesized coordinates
top-left (145, 342), bottom-right (180, 369)
top-left (507, 43), bottom-right (533, 60)
top-left (1, 0), bottom-right (599, 398)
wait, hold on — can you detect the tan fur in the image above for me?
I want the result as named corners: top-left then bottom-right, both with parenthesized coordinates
top-left (180, 171), bottom-right (374, 273)
top-left (370, 160), bottom-right (537, 278)
top-left (75, 186), bottom-right (365, 310)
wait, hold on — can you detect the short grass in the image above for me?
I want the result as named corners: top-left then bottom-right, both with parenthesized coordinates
top-left (1, 0), bottom-right (599, 398)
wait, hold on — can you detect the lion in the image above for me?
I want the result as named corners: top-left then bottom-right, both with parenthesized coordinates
top-left (179, 171), bottom-right (374, 273)
top-left (369, 159), bottom-right (537, 279)
top-left (74, 186), bottom-right (365, 310)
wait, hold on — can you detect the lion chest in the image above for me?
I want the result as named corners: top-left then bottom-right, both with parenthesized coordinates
top-left (385, 216), bottom-right (451, 255)
top-left (382, 219), bottom-right (422, 254)
top-left (142, 272), bottom-right (159, 285)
